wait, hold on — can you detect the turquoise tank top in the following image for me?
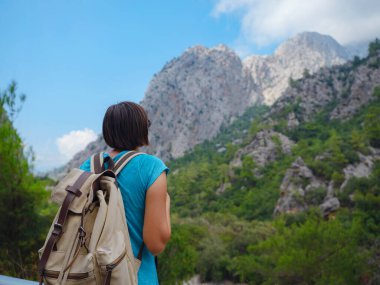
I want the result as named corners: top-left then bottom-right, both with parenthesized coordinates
top-left (80, 151), bottom-right (169, 285)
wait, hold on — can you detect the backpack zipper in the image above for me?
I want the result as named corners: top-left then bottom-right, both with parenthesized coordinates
top-left (105, 250), bottom-right (127, 272)
top-left (44, 270), bottom-right (90, 280)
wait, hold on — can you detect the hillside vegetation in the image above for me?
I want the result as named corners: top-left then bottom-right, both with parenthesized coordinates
top-left (0, 82), bottom-right (56, 279)
top-left (159, 41), bottom-right (380, 285)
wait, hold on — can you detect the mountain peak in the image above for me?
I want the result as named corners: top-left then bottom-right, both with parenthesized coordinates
top-left (293, 31), bottom-right (337, 41)
top-left (275, 31), bottom-right (349, 59)
top-left (243, 32), bottom-right (351, 105)
top-left (184, 44), bottom-right (235, 56)
top-left (185, 45), bottom-right (208, 54)
top-left (141, 43), bottom-right (261, 159)
top-left (212, 44), bottom-right (231, 52)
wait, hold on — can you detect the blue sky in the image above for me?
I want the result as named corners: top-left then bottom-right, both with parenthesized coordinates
top-left (0, 0), bottom-right (246, 171)
top-left (1, 0), bottom-right (379, 171)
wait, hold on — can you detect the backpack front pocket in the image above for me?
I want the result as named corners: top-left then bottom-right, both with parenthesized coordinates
top-left (39, 250), bottom-right (96, 285)
top-left (98, 249), bottom-right (137, 285)
top-left (43, 270), bottom-right (96, 285)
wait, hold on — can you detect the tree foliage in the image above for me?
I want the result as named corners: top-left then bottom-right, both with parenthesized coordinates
top-left (161, 82), bottom-right (380, 284)
top-left (0, 82), bottom-right (54, 279)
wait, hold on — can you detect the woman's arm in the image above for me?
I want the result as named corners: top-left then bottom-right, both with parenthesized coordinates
top-left (143, 172), bottom-right (171, 255)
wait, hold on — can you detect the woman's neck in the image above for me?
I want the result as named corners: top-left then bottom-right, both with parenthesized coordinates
top-left (109, 148), bottom-right (138, 158)
top-left (109, 149), bottom-right (121, 158)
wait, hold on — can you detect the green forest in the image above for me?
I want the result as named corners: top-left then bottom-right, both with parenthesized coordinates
top-left (0, 41), bottom-right (379, 284)
top-left (0, 82), bottom-right (57, 277)
top-left (159, 89), bottom-right (380, 284)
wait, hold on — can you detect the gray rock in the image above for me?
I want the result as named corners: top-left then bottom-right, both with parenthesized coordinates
top-left (232, 139), bottom-right (243, 145)
top-left (216, 183), bottom-right (231, 195)
top-left (274, 157), bottom-right (327, 215)
top-left (287, 112), bottom-right (300, 128)
top-left (340, 148), bottom-right (380, 190)
top-left (320, 197), bottom-right (340, 216)
top-left (244, 32), bottom-right (350, 105)
top-left (217, 147), bottom-right (226, 153)
top-left (326, 180), bottom-right (335, 199)
top-left (231, 130), bottom-right (294, 168)
top-left (267, 50), bottom-right (380, 127)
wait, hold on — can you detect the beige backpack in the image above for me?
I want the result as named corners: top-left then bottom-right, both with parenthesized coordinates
top-left (38, 151), bottom-right (143, 285)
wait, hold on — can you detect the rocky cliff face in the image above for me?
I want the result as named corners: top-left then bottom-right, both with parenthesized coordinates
top-left (225, 49), bottom-right (380, 217)
top-left (267, 49), bottom-right (380, 124)
top-left (261, 50), bottom-right (380, 216)
top-left (141, 45), bottom-right (261, 160)
top-left (274, 146), bottom-right (380, 217)
top-left (243, 32), bottom-right (351, 105)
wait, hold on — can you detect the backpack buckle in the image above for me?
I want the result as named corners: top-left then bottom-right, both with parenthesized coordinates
top-left (65, 185), bottom-right (82, 197)
top-left (78, 226), bottom-right (86, 238)
top-left (52, 223), bottom-right (63, 236)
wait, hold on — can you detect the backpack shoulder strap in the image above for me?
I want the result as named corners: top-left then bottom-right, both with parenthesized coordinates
top-left (91, 152), bottom-right (117, 173)
top-left (113, 151), bottom-right (146, 265)
top-left (90, 152), bottom-right (105, 173)
top-left (113, 151), bottom-right (144, 175)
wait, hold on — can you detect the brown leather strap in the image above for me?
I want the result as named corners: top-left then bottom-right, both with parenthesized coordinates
top-left (113, 151), bottom-right (136, 171)
top-left (93, 153), bottom-right (102, 174)
top-left (93, 153), bottom-right (116, 173)
top-left (38, 171), bottom-right (91, 278)
top-left (104, 270), bottom-right (112, 285)
top-left (63, 207), bottom-right (88, 273)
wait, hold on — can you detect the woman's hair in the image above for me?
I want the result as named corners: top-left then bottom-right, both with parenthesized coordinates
top-left (102, 101), bottom-right (150, 150)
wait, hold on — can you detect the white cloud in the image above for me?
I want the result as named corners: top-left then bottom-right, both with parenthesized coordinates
top-left (213, 0), bottom-right (380, 47)
top-left (56, 128), bottom-right (97, 159)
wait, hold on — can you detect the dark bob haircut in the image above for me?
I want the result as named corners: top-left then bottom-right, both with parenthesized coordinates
top-left (102, 101), bottom-right (150, 150)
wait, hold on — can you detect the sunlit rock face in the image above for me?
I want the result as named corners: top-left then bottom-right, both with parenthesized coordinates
top-left (141, 44), bottom-right (262, 160)
top-left (244, 32), bottom-right (350, 105)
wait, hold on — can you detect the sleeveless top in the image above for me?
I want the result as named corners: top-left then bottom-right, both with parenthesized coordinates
top-left (80, 151), bottom-right (169, 285)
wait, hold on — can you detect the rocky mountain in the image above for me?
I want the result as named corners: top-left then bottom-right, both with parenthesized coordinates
top-left (141, 45), bottom-right (261, 160)
top-left (267, 45), bottom-right (380, 124)
top-left (50, 32), bottom-right (368, 178)
top-left (237, 47), bottom-right (380, 216)
top-left (244, 32), bottom-right (351, 105)
top-left (191, 45), bottom-right (380, 220)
